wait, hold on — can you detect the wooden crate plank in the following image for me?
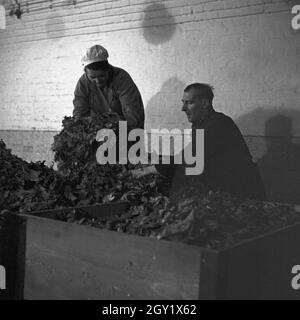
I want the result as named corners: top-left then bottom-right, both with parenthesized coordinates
top-left (218, 223), bottom-right (300, 300)
top-left (28, 201), bottom-right (129, 220)
top-left (23, 215), bottom-right (202, 300)
top-left (198, 250), bottom-right (219, 300)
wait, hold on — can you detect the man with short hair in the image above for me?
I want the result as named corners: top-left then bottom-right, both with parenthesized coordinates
top-left (177, 83), bottom-right (266, 200)
top-left (73, 45), bottom-right (145, 129)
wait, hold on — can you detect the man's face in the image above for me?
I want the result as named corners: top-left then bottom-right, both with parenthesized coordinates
top-left (86, 69), bottom-right (109, 88)
top-left (181, 89), bottom-right (208, 124)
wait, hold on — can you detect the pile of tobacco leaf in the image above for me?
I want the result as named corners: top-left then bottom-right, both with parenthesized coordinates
top-left (51, 113), bottom-right (167, 206)
top-left (52, 113), bottom-right (121, 174)
top-left (154, 191), bottom-right (300, 249)
top-left (64, 190), bottom-right (300, 250)
top-left (0, 140), bottom-right (67, 213)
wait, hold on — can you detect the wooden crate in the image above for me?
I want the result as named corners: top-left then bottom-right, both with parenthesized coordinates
top-left (15, 203), bottom-right (300, 300)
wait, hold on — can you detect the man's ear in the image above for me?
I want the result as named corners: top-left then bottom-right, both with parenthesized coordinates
top-left (201, 98), bottom-right (210, 108)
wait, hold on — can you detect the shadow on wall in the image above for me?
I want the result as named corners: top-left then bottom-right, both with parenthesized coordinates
top-left (145, 77), bottom-right (187, 131)
top-left (142, 3), bottom-right (177, 45)
top-left (45, 13), bottom-right (66, 40)
top-left (236, 108), bottom-right (300, 204)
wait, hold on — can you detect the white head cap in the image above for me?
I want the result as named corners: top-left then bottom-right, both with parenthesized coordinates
top-left (81, 45), bottom-right (109, 67)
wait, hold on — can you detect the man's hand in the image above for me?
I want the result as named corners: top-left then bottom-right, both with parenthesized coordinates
top-left (130, 165), bottom-right (157, 178)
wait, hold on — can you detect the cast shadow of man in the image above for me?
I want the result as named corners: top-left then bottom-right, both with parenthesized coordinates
top-left (145, 77), bottom-right (187, 131)
top-left (256, 114), bottom-right (300, 204)
top-left (236, 107), bottom-right (300, 204)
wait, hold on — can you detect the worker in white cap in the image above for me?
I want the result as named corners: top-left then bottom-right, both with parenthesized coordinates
top-left (73, 45), bottom-right (145, 129)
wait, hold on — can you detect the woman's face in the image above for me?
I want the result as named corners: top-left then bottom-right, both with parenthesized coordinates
top-left (86, 69), bottom-right (109, 88)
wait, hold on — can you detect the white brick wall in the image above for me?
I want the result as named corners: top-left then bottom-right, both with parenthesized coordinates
top-left (0, 0), bottom-right (299, 136)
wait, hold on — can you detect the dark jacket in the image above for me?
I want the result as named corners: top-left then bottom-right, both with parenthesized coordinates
top-left (156, 109), bottom-right (266, 200)
top-left (73, 66), bottom-right (145, 129)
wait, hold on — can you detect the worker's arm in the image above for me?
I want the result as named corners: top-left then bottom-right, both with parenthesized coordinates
top-left (155, 160), bottom-right (177, 179)
top-left (73, 75), bottom-right (90, 119)
top-left (130, 154), bottom-right (177, 179)
top-left (130, 165), bottom-right (157, 178)
top-left (116, 70), bottom-right (145, 129)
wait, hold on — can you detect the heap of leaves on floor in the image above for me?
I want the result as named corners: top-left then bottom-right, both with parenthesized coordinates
top-left (0, 140), bottom-right (66, 213)
top-left (155, 191), bottom-right (300, 249)
top-left (56, 174), bottom-right (171, 233)
top-left (69, 190), bottom-right (300, 250)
